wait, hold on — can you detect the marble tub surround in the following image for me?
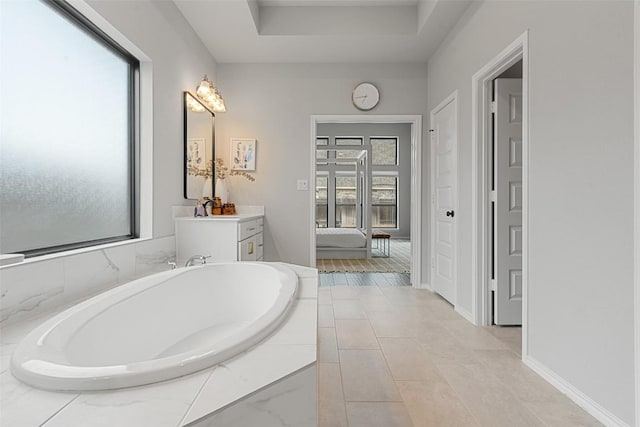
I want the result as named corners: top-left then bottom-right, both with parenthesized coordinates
top-left (1, 263), bottom-right (318, 427)
top-left (0, 236), bottom-right (176, 326)
top-left (190, 364), bottom-right (317, 427)
top-left (0, 254), bottom-right (25, 267)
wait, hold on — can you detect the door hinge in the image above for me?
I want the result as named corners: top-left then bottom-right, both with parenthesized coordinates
top-left (490, 190), bottom-right (497, 202)
top-left (491, 101), bottom-right (497, 113)
top-left (490, 279), bottom-right (497, 292)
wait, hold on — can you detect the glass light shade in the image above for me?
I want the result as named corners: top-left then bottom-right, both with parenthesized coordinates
top-left (196, 75), bottom-right (213, 98)
top-left (186, 94), bottom-right (205, 112)
top-left (213, 101), bottom-right (226, 113)
top-left (212, 88), bottom-right (226, 113)
top-left (195, 75), bottom-right (226, 113)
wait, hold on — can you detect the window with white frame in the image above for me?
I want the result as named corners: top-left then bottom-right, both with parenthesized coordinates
top-left (335, 175), bottom-right (357, 228)
top-left (371, 137), bottom-right (398, 166)
top-left (370, 137), bottom-right (400, 229)
top-left (335, 137), bottom-right (363, 146)
top-left (315, 133), bottom-right (403, 230)
top-left (336, 149), bottom-right (363, 165)
top-left (371, 175), bottom-right (398, 228)
top-left (315, 174), bottom-right (328, 228)
top-left (316, 137), bottom-right (328, 165)
top-left (0, 0), bottom-right (139, 256)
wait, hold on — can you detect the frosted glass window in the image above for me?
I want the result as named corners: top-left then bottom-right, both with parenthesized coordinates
top-left (0, 0), bottom-right (138, 255)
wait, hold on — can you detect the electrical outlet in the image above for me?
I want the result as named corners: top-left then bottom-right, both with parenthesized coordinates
top-left (297, 179), bottom-right (309, 191)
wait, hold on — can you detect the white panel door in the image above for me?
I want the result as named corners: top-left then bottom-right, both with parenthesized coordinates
top-left (493, 78), bottom-right (523, 325)
top-left (431, 96), bottom-right (457, 304)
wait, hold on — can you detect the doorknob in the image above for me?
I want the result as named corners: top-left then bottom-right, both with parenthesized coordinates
top-left (446, 210), bottom-right (455, 218)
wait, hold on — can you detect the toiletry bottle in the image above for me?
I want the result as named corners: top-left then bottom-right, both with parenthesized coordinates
top-left (194, 200), bottom-right (205, 217)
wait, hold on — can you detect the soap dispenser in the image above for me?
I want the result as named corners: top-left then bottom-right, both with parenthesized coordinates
top-left (194, 200), bottom-right (205, 217)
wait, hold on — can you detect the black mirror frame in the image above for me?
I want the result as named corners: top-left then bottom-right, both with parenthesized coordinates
top-left (183, 91), bottom-right (215, 199)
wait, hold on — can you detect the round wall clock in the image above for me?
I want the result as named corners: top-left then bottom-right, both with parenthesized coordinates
top-left (352, 82), bottom-right (380, 111)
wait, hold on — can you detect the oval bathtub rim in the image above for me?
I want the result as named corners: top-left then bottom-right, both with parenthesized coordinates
top-left (10, 262), bottom-right (299, 392)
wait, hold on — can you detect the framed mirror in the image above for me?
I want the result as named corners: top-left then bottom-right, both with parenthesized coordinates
top-left (184, 91), bottom-right (215, 199)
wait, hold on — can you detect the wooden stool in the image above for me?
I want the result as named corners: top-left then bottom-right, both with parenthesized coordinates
top-left (372, 231), bottom-right (390, 257)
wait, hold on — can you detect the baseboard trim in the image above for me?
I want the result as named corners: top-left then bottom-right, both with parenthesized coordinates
top-left (414, 282), bottom-right (431, 290)
top-left (523, 356), bottom-right (630, 427)
top-left (454, 305), bottom-right (475, 324)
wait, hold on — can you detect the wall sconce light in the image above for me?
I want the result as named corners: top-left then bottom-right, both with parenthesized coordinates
top-left (186, 92), bottom-right (205, 112)
top-left (196, 75), bottom-right (227, 113)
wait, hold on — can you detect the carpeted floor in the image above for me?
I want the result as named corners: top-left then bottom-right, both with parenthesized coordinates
top-left (316, 239), bottom-right (410, 273)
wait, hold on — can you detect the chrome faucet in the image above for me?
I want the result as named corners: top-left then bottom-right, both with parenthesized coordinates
top-left (185, 255), bottom-right (211, 267)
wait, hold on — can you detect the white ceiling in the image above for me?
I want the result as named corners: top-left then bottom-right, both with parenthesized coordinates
top-left (257, 1), bottom-right (420, 5)
top-left (174, 0), bottom-right (473, 64)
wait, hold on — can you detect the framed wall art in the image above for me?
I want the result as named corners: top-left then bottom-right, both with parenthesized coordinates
top-left (230, 138), bottom-right (256, 171)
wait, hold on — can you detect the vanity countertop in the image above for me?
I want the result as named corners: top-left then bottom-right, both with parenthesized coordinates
top-left (0, 263), bottom-right (317, 427)
top-left (175, 213), bottom-right (263, 222)
top-left (172, 205), bottom-right (265, 223)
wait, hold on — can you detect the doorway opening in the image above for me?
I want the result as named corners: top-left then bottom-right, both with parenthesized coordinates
top-left (491, 62), bottom-right (523, 326)
top-left (471, 31), bottom-right (529, 356)
top-left (309, 115), bottom-right (424, 288)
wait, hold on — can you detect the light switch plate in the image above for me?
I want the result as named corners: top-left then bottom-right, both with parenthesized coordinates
top-left (297, 179), bottom-right (309, 191)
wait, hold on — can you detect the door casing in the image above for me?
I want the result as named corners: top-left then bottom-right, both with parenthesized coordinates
top-left (309, 115), bottom-right (424, 288)
top-left (633, 0), bottom-right (639, 422)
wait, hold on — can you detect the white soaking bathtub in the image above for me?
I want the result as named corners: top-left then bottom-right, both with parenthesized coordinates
top-left (11, 262), bottom-right (298, 392)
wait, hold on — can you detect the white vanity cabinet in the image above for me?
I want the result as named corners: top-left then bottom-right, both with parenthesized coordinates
top-left (237, 218), bottom-right (264, 261)
top-left (175, 215), bottom-right (264, 263)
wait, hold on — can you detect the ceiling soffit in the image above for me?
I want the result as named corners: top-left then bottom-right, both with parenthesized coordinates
top-left (174, 0), bottom-right (472, 63)
top-left (257, 5), bottom-right (418, 36)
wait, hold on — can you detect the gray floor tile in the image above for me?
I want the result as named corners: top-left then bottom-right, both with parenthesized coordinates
top-left (316, 273), bottom-right (600, 427)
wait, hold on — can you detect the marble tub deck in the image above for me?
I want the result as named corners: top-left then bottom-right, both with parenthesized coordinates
top-left (0, 263), bottom-right (318, 427)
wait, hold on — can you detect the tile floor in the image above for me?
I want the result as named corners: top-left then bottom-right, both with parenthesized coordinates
top-left (317, 273), bottom-right (601, 427)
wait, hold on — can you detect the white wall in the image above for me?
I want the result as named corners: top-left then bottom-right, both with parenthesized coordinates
top-left (427, 1), bottom-right (635, 424)
top-left (216, 63), bottom-right (429, 275)
top-left (0, 0), bottom-right (219, 325)
top-left (86, 0), bottom-right (218, 236)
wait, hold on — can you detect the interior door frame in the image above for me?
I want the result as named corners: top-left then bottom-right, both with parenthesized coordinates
top-left (634, 0), bottom-right (639, 422)
top-left (471, 31), bottom-right (529, 353)
top-left (309, 115), bottom-right (424, 288)
top-left (430, 91), bottom-right (459, 309)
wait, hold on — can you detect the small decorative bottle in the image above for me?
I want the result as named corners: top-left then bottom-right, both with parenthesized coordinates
top-left (194, 200), bottom-right (205, 217)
